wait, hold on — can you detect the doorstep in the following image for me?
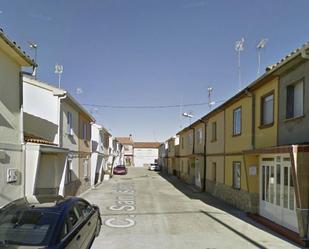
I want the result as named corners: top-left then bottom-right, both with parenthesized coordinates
top-left (247, 213), bottom-right (308, 247)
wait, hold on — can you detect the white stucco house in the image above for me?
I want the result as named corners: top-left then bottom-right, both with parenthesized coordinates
top-left (133, 142), bottom-right (160, 167)
top-left (116, 136), bottom-right (134, 166)
top-left (0, 30), bottom-right (36, 207)
top-left (22, 75), bottom-right (96, 197)
top-left (90, 123), bottom-right (111, 187)
top-left (23, 75), bottom-right (69, 196)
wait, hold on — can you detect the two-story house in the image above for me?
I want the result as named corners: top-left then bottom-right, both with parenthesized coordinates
top-left (116, 136), bottom-right (134, 166)
top-left (90, 123), bottom-right (107, 187)
top-left (177, 128), bottom-right (194, 183)
top-left (23, 75), bottom-right (68, 196)
top-left (0, 30), bottom-right (36, 206)
top-left (192, 120), bottom-right (206, 189)
top-left (158, 142), bottom-right (168, 172)
top-left (78, 110), bottom-right (95, 194)
top-left (133, 142), bottom-right (161, 167)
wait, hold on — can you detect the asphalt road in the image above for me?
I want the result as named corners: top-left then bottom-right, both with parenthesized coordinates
top-left (82, 167), bottom-right (300, 249)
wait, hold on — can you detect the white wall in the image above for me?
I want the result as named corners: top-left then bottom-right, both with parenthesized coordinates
top-left (0, 48), bottom-right (23, 206)
top-left (23, 80), bottom-right (59, 143)
top-left (23, 82), bottom-right (58, 125)
top-left (134, 148), bottom-right (158, 167)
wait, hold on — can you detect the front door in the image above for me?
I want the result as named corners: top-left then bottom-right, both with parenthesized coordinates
top-left (195, 158), bottom-right (201, 188)
top-left (259, 155), bottom-right (298, 232)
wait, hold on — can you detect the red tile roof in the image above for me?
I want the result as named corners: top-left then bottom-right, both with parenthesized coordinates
top-left (116, 137), bottom-right (133, 145)
top-left (24, 133), bottom-right (56, 145)
top-left (133, 142), bottom-right (161, 148)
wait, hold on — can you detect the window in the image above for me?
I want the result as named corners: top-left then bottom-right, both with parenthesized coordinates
top-left (212, 162), bottom-right (217, 182)
top-left (233, 107), bottom-right (241, 135)
top-left (261, 93), bottom-right (274, 126)
top-left (77, 200), bottom-right (93, 218)
top-left (67, 112), bottom-right (73, 135)
top-left (211, 122), bottom-right (217, 141)
top-left (83, 159), bottom-right (88, 178)
top-left (181, 137), bottom-right (184, 149)
top-left (65, 159), bottom-right (73, 184)
top-left (197, 128), bottom-right (203, 144)
top-left (68, 206), bottom-right (82, 228)
top-left (188, 133), bottom-right (193, 145)
top-left (286, 81), bottom-right (304, 119)
top-left (233, 162), bottom-right (241, 189)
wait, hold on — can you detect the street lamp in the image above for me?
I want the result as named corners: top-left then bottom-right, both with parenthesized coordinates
top-left (182, 112), bottom-right (194, 125)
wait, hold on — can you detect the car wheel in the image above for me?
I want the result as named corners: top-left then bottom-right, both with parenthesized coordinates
top-left (95, 219), bottom-right (101, 237)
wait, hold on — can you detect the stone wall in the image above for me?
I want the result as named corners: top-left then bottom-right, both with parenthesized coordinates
top-left (206, 180), bottom-right (259, 213)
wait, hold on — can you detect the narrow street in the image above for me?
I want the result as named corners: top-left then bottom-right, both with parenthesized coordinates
top-left (82, 167), bottom-right (300, 249)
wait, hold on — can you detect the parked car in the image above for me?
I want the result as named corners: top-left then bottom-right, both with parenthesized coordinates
top-left (0, 195), bottom-right (102, 249)
top-left (113, 165), bottom-right (127, 175)
top-left (148, 163), bottom-right (157, 171)
top-left (155, 164), bottom-right (161, 171)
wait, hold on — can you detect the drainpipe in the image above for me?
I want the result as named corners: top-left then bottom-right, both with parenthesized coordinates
top-left (198, 119), bottom-right (207, 192)
top-left (57, 94), bottom-right (67, 147)
top-left (20, 74), bottom-right (26, 197)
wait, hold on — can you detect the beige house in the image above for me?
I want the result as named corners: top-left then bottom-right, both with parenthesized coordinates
top-left (0, 30), bottom-right (36, 206)
top-left (177, 128), bottom-right (194, 183)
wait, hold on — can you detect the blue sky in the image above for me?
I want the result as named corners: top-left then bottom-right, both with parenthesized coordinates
top-left (1, 0), bottom-right (309, 141)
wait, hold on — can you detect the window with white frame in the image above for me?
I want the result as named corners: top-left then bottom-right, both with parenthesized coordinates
top-left (67, 112), bottom-right (73, 135)
top-left (83, 159), bottom-right (88, 178)
top-left (286, 81), bottom-right (304, 119)
top-left (233, 162), bottom-right (241, 189)
top-left (233, 107), bottom-right (242, 135)
top-left (65, 159), bottom-right (73, 183)
top-left (261, 93), bottom-right (274, 126)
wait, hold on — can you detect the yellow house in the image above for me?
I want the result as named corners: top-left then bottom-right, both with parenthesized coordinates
top-left (205, 110), bottom-right (225, 198)
top-left (177, 128), bottom-right (194, 183)
top-left (192, 120), bottom-right (206, 189)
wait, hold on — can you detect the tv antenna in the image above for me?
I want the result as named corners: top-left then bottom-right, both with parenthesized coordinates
top-left (207, 86), bottom-right (215, 110)
top-left (28, 41), bottom-right (38, 78)
top-left (257, 38), bottom-right (268, 76)
top-left (55, 64), bottom-right (63, 88)
top-left (235, 37), bottom-right (245, 91)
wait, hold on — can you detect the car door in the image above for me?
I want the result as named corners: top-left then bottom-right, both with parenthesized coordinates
top-left (67, 204), bottom-right (89, 249)
top-left (76, 200), bottom-right (97, 246)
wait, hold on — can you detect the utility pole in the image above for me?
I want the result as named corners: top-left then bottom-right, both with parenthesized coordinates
top-left (235, 38), bottom-right (245, 91)
top-left (55, 64), bottom-right (63, 88)
top-left (257, 38), bottom-right (268, 76)
top-left (28, 41), bottom-right (38, 78)
top-left (207, 86), bottom-right (213, 110)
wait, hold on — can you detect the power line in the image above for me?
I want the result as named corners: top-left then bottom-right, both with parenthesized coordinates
top-left (82, 100), bottom-right (226, 110)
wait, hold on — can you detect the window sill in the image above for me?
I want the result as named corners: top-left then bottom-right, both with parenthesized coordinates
top-left (232, 133), bottom-right (241, 137)
top-left (284, 115), bottom-right (305, 123)
top-left (259, 123), bottom-right (274, 129)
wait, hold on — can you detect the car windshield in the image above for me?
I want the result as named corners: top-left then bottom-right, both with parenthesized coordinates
top-left (0, 206), bottom-right (60, 246)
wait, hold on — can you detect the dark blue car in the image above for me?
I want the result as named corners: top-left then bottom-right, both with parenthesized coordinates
top-left (0, 195), bottom-right (102, 248)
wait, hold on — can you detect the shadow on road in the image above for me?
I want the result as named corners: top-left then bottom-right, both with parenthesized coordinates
top-left (157, 171), bottom-right (300, 248)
